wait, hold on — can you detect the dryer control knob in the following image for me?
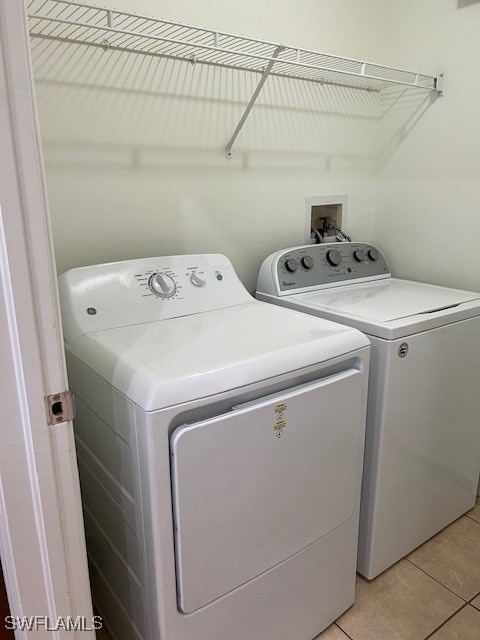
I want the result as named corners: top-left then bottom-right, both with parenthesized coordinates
top-left (326, 249), bottom-right (342, 267)
top-left (190, 273), bottom-right (206, 288)
top-left (354, 250), bottom-right (366, 262)
top-left (301, 256), bottom-right (314, 270)
top-left (149, 272), bottom-right (177, 298)
top-left (368, 248), bottom-right (379, 261)
top-left (285, 258), bottom-right (298, 273)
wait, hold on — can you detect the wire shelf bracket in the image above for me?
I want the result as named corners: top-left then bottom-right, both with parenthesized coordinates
top-left (26, 0), bottom-right (446, 159)
top-left (225, 45), bottom-right (285, 159)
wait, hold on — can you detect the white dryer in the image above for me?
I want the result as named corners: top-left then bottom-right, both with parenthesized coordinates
top-left (58, 254), bottom-right (370, 640)
top-left (257, 242), bottom-right (480, 580)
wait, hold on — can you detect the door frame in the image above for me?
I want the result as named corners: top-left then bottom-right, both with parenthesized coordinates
top-left (0, 1), bottom-right (94, 637)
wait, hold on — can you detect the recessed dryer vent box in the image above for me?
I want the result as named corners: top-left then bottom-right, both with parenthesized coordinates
top-left (305, 195), bottom-right (348, 244)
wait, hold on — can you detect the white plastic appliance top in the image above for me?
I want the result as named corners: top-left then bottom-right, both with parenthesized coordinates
top-left (58, 254), bottom-right (368, 411)
top-left (294, 279), bottom-right (480, 339)
top-left (256, 243), bottom-right (480, 340)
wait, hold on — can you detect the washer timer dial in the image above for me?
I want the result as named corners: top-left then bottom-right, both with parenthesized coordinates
top-left (326, 249), bottom-right (342, 267)
top-left (149, 272), bottom-right (177, 298)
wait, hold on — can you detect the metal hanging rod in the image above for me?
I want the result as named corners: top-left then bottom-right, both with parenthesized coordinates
top-left (27, 0), bottom-right (445, 158)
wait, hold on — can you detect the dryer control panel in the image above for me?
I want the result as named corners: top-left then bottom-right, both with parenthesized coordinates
top-left (58, 254), bottom-right (252, 344)
top-left (257, 243), bottom-right (390, 297)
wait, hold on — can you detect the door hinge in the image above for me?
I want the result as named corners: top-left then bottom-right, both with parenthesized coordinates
top-left (45, 390), bottom-right (76, 425)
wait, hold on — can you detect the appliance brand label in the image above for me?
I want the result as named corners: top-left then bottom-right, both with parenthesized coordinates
top-left (398, 342), bottom-right (409, 358)
top-left (273, 402), bottom-right (287, 437)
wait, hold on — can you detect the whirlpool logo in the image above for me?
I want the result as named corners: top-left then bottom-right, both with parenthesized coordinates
top-left (398, 342), bottom-right (409, 358)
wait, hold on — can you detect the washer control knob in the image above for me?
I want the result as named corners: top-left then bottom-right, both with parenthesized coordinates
top-left (149, 272), bottom-right (177, 298)
top-left (354, 249), bottom-right (366, 262)
top-left (326, 249), bottom-right (342, 267)
top-left (190, 273), bottom-right (206, 288)
top-left (285, 258), bottom-right (298, 273)
top-left (368, 248), bottom-right (379, 261)
top-left (301, 256), bottom-right (314, 270)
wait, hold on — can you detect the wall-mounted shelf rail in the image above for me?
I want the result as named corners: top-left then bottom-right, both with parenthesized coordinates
top-left (27, 0), bottom-right (445, 158)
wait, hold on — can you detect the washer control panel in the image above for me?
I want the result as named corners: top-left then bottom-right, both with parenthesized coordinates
top-left (276, 243), bottom-right (389, 292)
top-left (257, 243), bottom-right (390, 296)
top-left (58, 254), bottom-right (252, 344)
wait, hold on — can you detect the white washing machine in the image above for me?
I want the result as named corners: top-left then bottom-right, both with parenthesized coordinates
top-left (58, 254), bottom-right (370, 640)
top-left (257, 242), bottom-right (480, 580)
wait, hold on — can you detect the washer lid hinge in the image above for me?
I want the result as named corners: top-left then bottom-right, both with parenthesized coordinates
top-left (45, 390), bottom-right (76, 425)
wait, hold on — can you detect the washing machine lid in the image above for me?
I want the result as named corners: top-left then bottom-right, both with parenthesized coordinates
top-left (288, 278), bottom-right (480, 339)
top-left (67, 300), bottom-right (368, 411)
top-left (299, 279), bottom-right (479, 321)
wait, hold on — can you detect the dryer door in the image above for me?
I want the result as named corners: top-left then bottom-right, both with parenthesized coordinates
top-left (171, 367), bottom-right (365, 613)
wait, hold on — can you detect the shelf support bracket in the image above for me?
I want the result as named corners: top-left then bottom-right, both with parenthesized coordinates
top-left (225, 45), bottom-right (285, 159)
top-left (435, 73), bottom-right (445, 96)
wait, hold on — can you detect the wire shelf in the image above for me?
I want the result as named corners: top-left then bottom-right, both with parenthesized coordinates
top-left (27, 0), bottom-right (442, 93)
top-left (27, 0), bottom-right (444, 157)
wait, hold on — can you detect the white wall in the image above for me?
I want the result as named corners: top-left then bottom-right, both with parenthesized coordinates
top-left (32, 0), bottom-right (387, 290)
top-left (373, 0), bottom-right (480, 292)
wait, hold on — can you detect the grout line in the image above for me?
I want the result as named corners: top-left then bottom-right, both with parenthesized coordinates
top-left (469, 588), bottom-right (480, 603)
top-left (465, 511), bottom-right (480, 523)
top-left (334, 622), bottom-right (354, 639)
top-left (466, 513), bottom-right (480, 524)
top-left (471, 602), bottom-right (480, 612)
top-left (423, 603), bottom-right (469, 639)
top-left (405, 557), bottom-right (469, 602)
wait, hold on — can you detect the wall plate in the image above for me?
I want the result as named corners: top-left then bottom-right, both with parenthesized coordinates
top-left (305, 195), bottom-right (348, 244)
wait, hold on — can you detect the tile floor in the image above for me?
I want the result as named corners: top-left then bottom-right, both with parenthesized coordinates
top-left (96, 498), bottom-right (480, 640)
top-left (317, 497), bottom-right (480, 640)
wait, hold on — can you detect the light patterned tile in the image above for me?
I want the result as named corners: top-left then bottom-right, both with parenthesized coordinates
top-left (314, 623), bottom-right (350, 639)
top-left (471, 593), bottom-right (480, 611)
top-left (336, 560), bottom-right (462, 640)
top-left (429, 605), bottom-right (480, 640)
top-left (408, 516), bottom-right (480, 600)
top-left (467, 498), bottom-right (480, 524)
